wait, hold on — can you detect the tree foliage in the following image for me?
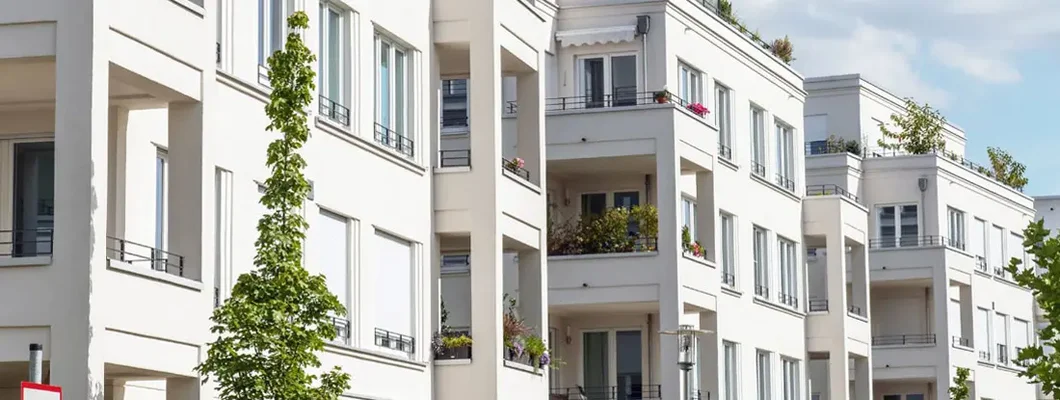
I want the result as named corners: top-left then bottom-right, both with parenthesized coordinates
top-left (949, 367), bottom-right (970, 400)
top-left (1007, 219), bottom-right (1059, 396)
top-left (987, 146), bottom-right (1029, 190)
top-left (196, 11), bottom-right (351, 400)
top-left (876, 98), bottom-right (947, 154)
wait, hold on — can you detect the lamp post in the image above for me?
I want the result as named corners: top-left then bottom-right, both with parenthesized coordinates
top-left (660, 325), bottom-right (712, 400)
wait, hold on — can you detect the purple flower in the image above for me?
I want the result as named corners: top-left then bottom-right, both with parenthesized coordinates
top-left (539, 351), bottom-right (551, 367)
top-left (514, 341), bottom-right (525, 358)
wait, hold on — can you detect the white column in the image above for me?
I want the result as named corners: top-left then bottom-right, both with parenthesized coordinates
top-left (825, 225), bottom-right (848, 400)
top-left (694, 171), bottom-right (716, 263)
top-left (166, 377), bottom-right (200, 400)
top-left (168, 102), bottom-right (206, 281)
top-left (656, 132), bottom-right (682, 400)
top-left (51, 2), bottom-right (109, 399)
top-left (517, 251), bottom-right (544, 335)
top-left (853, 356), bottom-right (871, 400)
top-left (515, 64), bottom-right (543, 185)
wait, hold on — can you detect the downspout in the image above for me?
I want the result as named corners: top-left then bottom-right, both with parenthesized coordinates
top-left (647, 313), bottom-right (654, 385)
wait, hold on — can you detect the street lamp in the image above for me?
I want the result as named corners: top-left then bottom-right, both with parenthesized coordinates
top-left (660, 325), bottom-right (712, 400)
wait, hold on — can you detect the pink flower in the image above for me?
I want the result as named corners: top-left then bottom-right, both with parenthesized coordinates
top-left (686, 102), bottom-right (710, 117)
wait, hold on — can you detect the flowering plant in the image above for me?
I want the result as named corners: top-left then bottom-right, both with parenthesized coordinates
top-left (653, 90), bottom-right (671, 104)
top-left (686, 102), bottom-right (710, 117)
top-left (681, 226), bottom-right (708, 260)
top-left (505, 157), bottom-right (525, 172)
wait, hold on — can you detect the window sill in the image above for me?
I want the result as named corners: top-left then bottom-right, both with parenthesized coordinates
top-left (992, 275), bottom-right (1030, 291)
top-left (106, 259), bottom-right (204, 291)
top-left (952, 343), bottom-right (974, 352)
top-left (847, 312), bottom-right (869, 322)
top-left (0, 256), bottom-right (51, 268)
top-left (681, 253), bottom-right (716, 268)
top-left (720, 285), bottom-right (742, 298)
top-left (169, 0), bottom-right (205, 16)
top-left (502, 168), bottom-right (542, 194)
top-left (503, 360), bottom-right (543, 375)
top-left (749, 172), bottom-right (800, 202)
top-left (997, 363), bottom-right (1024, 374)
top-left (435, 358), bottom-right (472, 366)
top-left (549, 252), bottom-right (658, 261)
top-left (316, 116), bottom-right (351, 133)
top-left (718, 155), bottom-right (739, 171)
top-left (440, 130), bottom-right (470, 138)
top-left (324, 343), bottom-right (428, 371)
top-left (314, 118), bottom-right (427, 176)
top-left (752, 296), bottom-right (806, 318)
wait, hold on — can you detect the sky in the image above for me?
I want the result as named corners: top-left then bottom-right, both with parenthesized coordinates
top-left (736, 0), bottom-right (1060, 196)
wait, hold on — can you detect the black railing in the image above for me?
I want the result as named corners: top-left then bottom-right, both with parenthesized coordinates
top-left (805, 140), bottom-right (863, 157)
top-left (754, 284), bottom-right (769, 298)
top-left (975, 256), bottom-right (988, 273)
top-left (848, 305), bottom-right (864, 316)
top-left (721, 271), bottom-right (736, 287)
top-left (779, 293), bottom-right (798, 308)
top-left (502, 158), bottom-right (531, 181)
top-left (544, 87), bottom-right (647, 111)
top-left (505, 101), bottom-right (518, 114)
top-left (718, 142), bottom-right (732, 160)
top-left (868, 235), bottom-right (947, 249)
top-left (106, 236), bottom-right (188, 279)
top-left (863, 146), bottom-right (1023, 192)
top-left (947, 237), bottom-right (966, 251)
top-left (216, 42), bottom-right (221, 64)
top-left (319, 95), bottom-right (350, 126)
top-left (872, 334), bottom-right (937, 346)
top-left (332, 316), bottom-right (351, 345)
top-left (441, 115), bottom-right (469, 129)
top-left (375, 328), bottom-right (415, 354)
top-left (0, 228), bottom-right (54, 257)
top-left (979, 350), bottom-right (991, 362)
top-left (805, 184), bottom-right (859, 203)
top-left (214, 287), bottom-right (221, 308)
top-left (442, 80), bottom-right (467, 97)
top-left (997, 344), bottom-right (1009, 364)
top-left (808, 299), bottom-right (829, 312)
top-left (373, 123), bottom-right (414, 158)
top-left (952, 336), bottom-right (972, 348)
top-left (692, 390), bottom-right (710, 400)
top-left (774, 174), bottom-right (796, 192)
top-left (439, 150), bottom-right (471, 168)
top-left (434, 329), bottom-right (472, 360)
top-left (550, 385), bottom-right (662, 400)
top-left (994, 267), bottom-right (1007, 277)
top-left (751, 161), bottom-right (766, 177)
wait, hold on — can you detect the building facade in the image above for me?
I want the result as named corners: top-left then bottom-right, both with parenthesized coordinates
top-left (805, 74), bottom-right (1038, 400)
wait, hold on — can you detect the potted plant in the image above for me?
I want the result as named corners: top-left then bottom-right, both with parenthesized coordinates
top-left (524, 334), bottom-right (548, 371)
top-left (505, 157), bottom-right (525, 172)
top-left (686, 102), bottom-right (710, 117)
top-left (653, 90), bottom-right (671, 104)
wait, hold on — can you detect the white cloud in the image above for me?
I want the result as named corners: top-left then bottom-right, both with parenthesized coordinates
top-left (930, 40), bottom-right (1022, 84)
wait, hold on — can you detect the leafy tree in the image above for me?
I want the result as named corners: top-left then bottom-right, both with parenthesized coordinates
top-left (949, 367), bottom-right (970, 400)
top-left (987, 146), bottom-right (1029, 190)
top-left (876, 98), bottom-right (947, 154)
top-left (196, 11), bottom-right (351, 400)
top-left (1007, 220), bottom-right (1060, 395)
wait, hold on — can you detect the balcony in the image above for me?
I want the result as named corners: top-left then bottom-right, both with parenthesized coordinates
top-left (805, 184), bottom-right (859, 203)
top-left (375, 327), bottom-right (416, 354)
top-left (503, 158), bottom-right (531, 181)
top-left (318, 95), bottom-right (350, 127)
top-left (808, 299), bottom-right (828, 312)
top-left (373, 123), bottom-right (414, 158)
top-left (106, 236), bottom-right (188, 280)
top-left (0, 229), bottom-right (53, 265)
top-left (439, 149), bottom-right (471, 168)
top-left (864, 146), bottom-right (1025, 192)
top-left (434, 329), bottom-right (472, 360)
top-left (873, 334), bottom-right (937, 347)
top-left (868, 235), bottom-right (974, 282)
top-left (549, 385), bottom-right (662, 400)
top-left (952, 336), bottom-right (972, 348)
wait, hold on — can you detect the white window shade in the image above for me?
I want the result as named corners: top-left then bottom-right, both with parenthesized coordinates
top-left (1009, 233), bottom-right (1024, 268)
top-left (311, 210), bottom-right (349, 309)
top-left (1014, 319), bottom-right (1030, 350)
top-left (975, 308), bottom-right (989, 352)
top-left (972, 219), bottom-right (986, 257)
top-left (989, 226), bottom-right (1004, 268)
top-left (555, 26), bottom-right (637, 47)
top-left (994, 313), bottom-right (1007, 345)
top-left (375, 231), bottom-right (413, 336)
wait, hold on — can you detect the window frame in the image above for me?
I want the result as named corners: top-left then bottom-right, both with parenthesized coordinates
top-left (155, 147), bottom-right (169, 254)
top-left (781, 357), bottom-right (799, 400)
top-left (678, 61), bottom-right (703, 104)
top-left (777, 236), bottom-right (797, 309)
top-left (723, 341), bottom-right (740, 400)
top-left (947, 207), bottom-right (966, 250)
top-left (258, 0), bottom-right (294, 67)
top-left (574, 52), bottom-right (640, 106)
top-left (756, 350), bottom-right (771, 400)
top-left (716, 82), bottom-right (733, 157)
top-left (441, 78), bottom-right (470, 134)
top-left (750, 105), bottom-right (767, 175)
top-left (876, 203), bottom-right (919, 247)
top-left (720, 212), bottom-right (736, 288)
top-left (682, 197), bottom-right (698, 240)
top-left (375, 33), bottom-right (414, 137)
top-left (318, 1), bottom-right (349, 108)
top-left (753, 226), bottom-right (769, 298)
top-left (774, 119), bottom-right (795, 185)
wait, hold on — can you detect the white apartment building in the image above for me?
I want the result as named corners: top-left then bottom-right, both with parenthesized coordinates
top-left (805, 74), bottom-right (1038, 400)
top-left (1033, 196), bottom-right (1060, 400)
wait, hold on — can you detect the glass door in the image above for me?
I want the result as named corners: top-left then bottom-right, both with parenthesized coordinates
top-left (583, 331), bottom-right (610, 400)
top-left (611, 55), bottom-right (637, 107)
top-left (583, 330), bottom-right (644, 400)
top-left (616, 331), bottom-right (643, 400)
top-left (13, 142), bottom-right (54, 257)
top-left (613, 192), bottom-right (641, 236)
top-left (581, 58), bottom-right (605, 109)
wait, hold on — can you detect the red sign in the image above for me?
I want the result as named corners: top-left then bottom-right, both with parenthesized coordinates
top-left (21, 382), bottom-right (61, 400)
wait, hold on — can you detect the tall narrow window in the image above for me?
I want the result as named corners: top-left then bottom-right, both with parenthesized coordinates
top-left (154, 148), bottom-right (169, 258)
top-left (774, 120), bottom-right (794, 191)
top-left (682, 197), bottom-right (698, 240)
top-left (313, 210), bottom-right (351, 343)
top-left (375, 34), bottom-right (414, 158)
top-left (753, 226), bottom-right (769, 298)
top-left (995, 312), bottom-right (1009, 364)
top-left (214, 168), bottom-right (234, 308)
top-left (778, 237), bottom-right (797, 308)
top-left (876, 204), bottom-right (918, 248)
top-left (716, 83), bottom-right (732, 160)
top-left (721, 213), bottom-right (735, 288)
top-left (375, 230), bottom-right (414, 354)
top-left (989, 225), bottom-right (1005, 276)
top-left (678, 62), bottom-right (702, 104)
top-left (972, 218), bottom-right (987, 271)
top-left (756, 350), bottom-right (772, 400)
top-left (947, 207), bottom-right (966, 250)
top-left (577, 54), bottom-right (637, 108)
top-left (318, 2), bottom-right (349, 126)
top-left (258, 0), bottom-right (293, 66)
top-left (1013, 318), bottom-right (1030, 354)
top-left (782, 357), bottom-right (799, 400)
top-left (750, 106), bottom-right (766, 176)
top-left (724, 341), bottom-right (739, 400)
top-left (976, 307), bottom-right (990, 360)
top-left (441, 79), bottom-right (470, 133)
top-left (1008, 232), bottom-right (1024, 275)
top-left (216, 0), bottom-right (224, 67)
top-left (12, 142), bottom-right (54, 257)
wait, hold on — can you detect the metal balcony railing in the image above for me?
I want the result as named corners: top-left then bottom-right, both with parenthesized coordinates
top-left (718, 142), bottom-right (733, 160)
top-left (848, 305), bottom-right (864, 316)
top-left (318, 95), bottom-right (350, 126)
top-left (804, 140), bottom-right (863, 157)
top-left (979, 350), bottom-right (991, 362)
top-left (332, 316), bottom-right (351, 345)
top-left (872, 334), bottom-right (937, 346)
top-left (441, 115), bottom-right (469, 129)
top-left (952, 336), bottom-right (972, 348)
top-left (778, 293), bottom-right (798, 309)
top-left (808, 299), bottom-right (829, 312)
top-left (750, 161), bottom-right (766, 177)
top-left (373, 123), bottom-right (414, 158)
top-left (868, 235), bottom-right (948, 249)
top-left (375, 327), bottom-right (415, 354)
top-left (721, 271), bottom-right (736, 288)
top-left (502, 158), bottom-right (531, 181)
top-left (439, 149), bottom-right (471, 168)
top-left (0, 228), bottom-right (54, 257)
top-left (754, 284), bottom-right (769, 298)
top-left (997, 343), bottom-right (1009, 364)
top-left (106, 236), bottom-right (189, 279)
top-left (975, 256), bottom-right (988, 273)
top-left (805, 184), bottom-right (859, 203)
top-left (774, 174), bottom-right (796, 192)
top-left (549, 385), bottom-right (662, 400)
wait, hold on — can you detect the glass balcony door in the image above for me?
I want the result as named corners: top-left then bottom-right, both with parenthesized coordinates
top-left (12, 141), bottom-right (54, 257)
top-left (582, 329), bottom-right (644, 400)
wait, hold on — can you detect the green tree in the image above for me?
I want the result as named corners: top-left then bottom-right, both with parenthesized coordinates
top-left (987, 146), bottom-right (1029, 190)
top-left (876, 98), bottom-right (947, 154)
top-left (949, 367), bottom-right (970, 400)
top-left (196, 11), bottom-right (351, 400)
top-left (1007, 220), bottom-right (1059, 395)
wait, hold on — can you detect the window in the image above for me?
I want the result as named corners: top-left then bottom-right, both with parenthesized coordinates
top-left (716, 84), bottom-right (732, 159)
top-left (721, 213), bottom-right (736, 288)
top-left (376, 34), bottom-right (413, 137)
top-left (582, 330), bottom-right (644, 396)
top-left (678, 62), bottom-right (702, 104)
top-left (1013, 318), bottom-right (1030, 354)
top-left (976, 307), bottom-right (990, 359)
top-left (214, 168), bottom-right (234, 308)
top-left (578, 54), bottom-right (637, 108)
top-left (1009, 232), bottom-right (1024, 273)
top-left (753, 227), bottom-right (769, 298)
top-left (614, 192), bottom-right (640, 235)
top-left (882, 396), bottom-right (900, 400)
top-left (216, 0), bottom-right (224, 67)
top-left (995, 312), bottom-right (1009, 364)
top-left (442, 79), bottom-right (469, 133)
top-left (774, 121), bottom-right (795, 191)
top-left (906, 395), bottom-right (925, 400)
top-left (375, 230), bottom-right (414, 350)
top-left (682, 197), bottom-right (698, 240)
top-left (778, 237), bottom-right (797, 308)
top-left (155, 148), bottom-right (169, 258)
top-left (259, 0), bottom-right (294, 66)
top-left (876, 204), bottom-right (918, 248)
top-left (750, 106), bottom-right (766, 176)
top-left (581, 193), bottom-right (607, 216)
top-left (311, 210), bottom-right (350, 311)
top-left (972, 218), bottom-right (987, 270)
top-left (318, 2), bottom-right (348, 125)
top-left (781, 357), bottom-right (799, 400)
top-left (947, 207), bottom-right (965, 250)
top-left (441, 254), bottom-right (470, 274)
top-left (989, 225), bottom-right (1005, 275)
top-left (724, 341), bottom-right (739, 400)
top-left (12, 141), bottom-right (54, 257)
top-left (756, 350), bottom-right (771, 400)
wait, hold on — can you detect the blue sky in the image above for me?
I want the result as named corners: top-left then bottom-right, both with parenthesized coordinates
top-left (738, 0), bottom-right (1060, 195)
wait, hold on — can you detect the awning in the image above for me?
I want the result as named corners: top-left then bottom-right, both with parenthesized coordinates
top-left (555, 26), bottom-right (638, 47)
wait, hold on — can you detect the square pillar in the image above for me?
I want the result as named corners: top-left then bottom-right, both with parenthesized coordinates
top-left (168, 102), bottom-right (206, 282)
top-left (698, 312), bottom-right (719, 400)
top-left (656, 130), bottom-right (682, 400)
top-left (694, 171), bottom-right (716, 263)
top-left (515, 66), bottom-right (543, 185)
top-left (827, 356), bottom-right (849, 400)
top-left (853, 356), bottom-right (871, 400)
top-left (850, 245), bottom-right (869, 316)
top-left (517, 250), bottom-right (544, 333)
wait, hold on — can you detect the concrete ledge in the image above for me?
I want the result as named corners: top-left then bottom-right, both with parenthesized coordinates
top-left (502, 169), bottom-right (542, 194)
top-left (0, 256), bottom-right (51, 268)
top-left (549, 252), bottom-right (657, 261)
top-left (323, 343), bottom-right (429, 371)
top-left (435, 359), bottom-right (472, 366)
top-left (503, 360), bottom-right (542, 375)
top-left (107, 259), bottom-right (203, 291)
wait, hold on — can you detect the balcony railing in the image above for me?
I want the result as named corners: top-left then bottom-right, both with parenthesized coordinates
top-left (373, 123), bottom-right (414, 158)
top-left (439, 149), bottom-right (471, 168)
top-left (848, 305), bottom-right (864, 316)
top-left (549, 385), bottom-right (662, 400)
top-left (975, 255), bottom-right (988, 273)
top-left (502, 158), bottom-right (531, 181)
top-left (375, 328), bottom-right (415, 354)
top-left (721, 271), bottom-right (736, 288)
top-left (774, 174), bottom-right (796, 192)
top-left (979, 350), bottom-right (991, 362)
top-left (808, 299), bottom-right (829, 312)
top-left (441, 116), bottom-right (469, 130)
top-left (778, 293), bottom-right (798, 309)
top-left (864, 146), bottom-right (1024, 192)
top-left (216, 42), bottom-right (221, 65)
top-left (318, 95), bottom-right (350, 126)
top-left (0, 228), bottom-right (54, 257)
top-left (994, 266), bottom-right (1008, 278)
top-left (997, 343), bottom-right (1009, 364)
top-left (692, 390), bottom-right (710, 400)
top-left (332, 316), bottom-right (351, 346)
top-left (805, 184), bottom-right (859, 203)
top-left (947, 237), bottom-right (966, 251)
top-left (751, 161), bottom-right (766, 177)
top-left (718, 142), bottom-right (732, 160)
top-left (754, 284), bottom-right (769, 298)
top-left (868, 235), bottom-right (948, 249)
top-left (872, 334), bottom-right (937, 346)
top-left (952, 336), bottom-right (972, 348)
top-left (805, 140), bottom-right (863, 157)
top-left (544, 86), bottom-right (645, 111)
top-left (106, 236), bottom-right (189, 279)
